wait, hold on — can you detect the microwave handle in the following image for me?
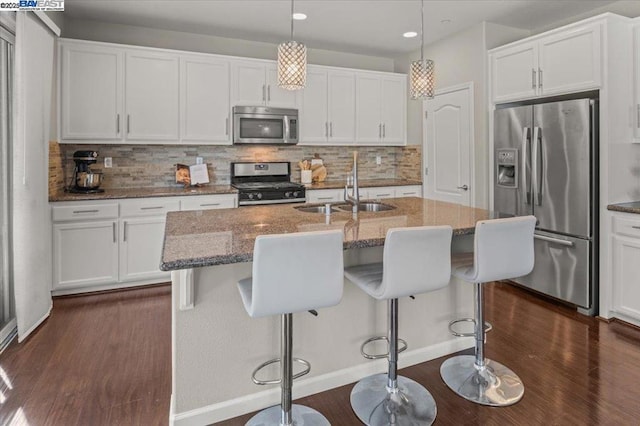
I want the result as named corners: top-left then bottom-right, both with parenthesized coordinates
top-left (283, 115), bottom-right (290, 143)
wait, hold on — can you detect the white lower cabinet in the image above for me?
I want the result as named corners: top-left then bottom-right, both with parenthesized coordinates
top-left (307, 189), bottom-right (344, 203)
top-left (53, 220), bottom-right (119, 289)
top-left (612, 213), bottom-right (640, 325)
top-left (306, 185), bottom-right (422, 203)
top-left (51, 193), bottom-right (238, 294)
top-left (393, 185), bottom-right (422, 197)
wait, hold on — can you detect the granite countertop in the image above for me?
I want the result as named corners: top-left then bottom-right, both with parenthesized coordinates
top-left (161, 197), bottom-right (497, 271)
top-left (49, 185), bottom-right (237, 202)
top-left (607, 201), bottom-right (640, 215)
top-left (304, 179), bottom-right (422, 190)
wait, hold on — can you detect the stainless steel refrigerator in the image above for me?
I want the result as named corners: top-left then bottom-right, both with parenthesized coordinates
top-left (494, 97), bottom-right (597, 314)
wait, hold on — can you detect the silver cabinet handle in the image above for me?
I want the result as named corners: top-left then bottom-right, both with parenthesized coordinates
top-left (457, 185), bottom-right (469, 191)
top-left (534, 234), bottom-right (574, 247)
top-left (325, 122), bottom-right (328, 137)
top-left (200, 203), bottom-right (220, 207)
top-left (531, 68), bottom-right (536, 89)
top-left (267, 85), bottom-right (271, 101)
top-left (116, 114), bottom-right (120, 134)
top-left (632, 226), bottom-right (640, 230)
top-left (127, 114), bottom-right (130, 134)
top-left (382, 123), bottom-right (386, 138)
top-left (112, 222), bottom-right (116, 243)
top-left (317, 196), bottom-right (334, 200)
top-left (637, 104), bottom-right (640, 129)
top-left (262, 84), bottom-right (266, 102)
top-left (141, 206), bottom-right (164, 210)
top-left (225, 117), bottom-right (229, 135)
top-left (378, 123), bottom-right (382, 138)
top-left (330, 122), bottom-right (333, 137)
top-left (123, 221), bottom-right (127, 242)
top-left (73, 209), bottom-right (99, 214)
top-left (538, 68), bottom-right (543, 89)
top-left (377, 193), bottom-right (392, 197)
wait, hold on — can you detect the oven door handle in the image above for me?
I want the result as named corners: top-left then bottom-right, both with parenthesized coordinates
top-left (283, 115), bottom-right (290, 143)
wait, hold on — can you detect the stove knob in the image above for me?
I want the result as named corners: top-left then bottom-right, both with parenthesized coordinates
top-left (293, 191), bottom-right (300, 198)
top-left (256, 193), bottom-right (263, 200)
top-left (248, 193), bottom-right (254, 200)
top-left (285, 191), bottom-right (292, 198)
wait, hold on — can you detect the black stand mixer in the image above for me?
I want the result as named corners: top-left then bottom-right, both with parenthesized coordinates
top-left (67, 151), bottom-right (104, 194)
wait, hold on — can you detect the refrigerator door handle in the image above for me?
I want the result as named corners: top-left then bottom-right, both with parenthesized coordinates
top-left (534, 233), bottom-right (574, 247)
top-left (522, 127), bottom-right (531, 205)
top-left (532, 126), bottom-right (542, 206)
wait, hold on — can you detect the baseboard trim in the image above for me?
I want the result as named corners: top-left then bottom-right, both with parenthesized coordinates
top-left (0, 319), bottom-right (17, 353)
top-left (171, 337), bottom-right (473, 426)
top-left (17, 303), bottom-right (52, 343)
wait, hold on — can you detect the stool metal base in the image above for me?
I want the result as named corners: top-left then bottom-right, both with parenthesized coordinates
top-left (350, 373), bottom-right (437, 426)
top-left (246, 404), bottom-right (330, 426)
top-left (440, 355), bottom-right (524, 407)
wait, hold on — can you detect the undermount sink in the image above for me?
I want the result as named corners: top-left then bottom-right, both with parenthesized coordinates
top-left (294, 205), bottom-right (338, 214)
top-left (336, 202), bottom-right (396, 212)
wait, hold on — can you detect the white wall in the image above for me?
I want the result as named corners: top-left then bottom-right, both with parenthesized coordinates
top-left (61, 17), bottom-right (395, 72)
top-left (533, 0), bottom-right (640, 34)
top-left (393, 22), bottom-right (528, 208)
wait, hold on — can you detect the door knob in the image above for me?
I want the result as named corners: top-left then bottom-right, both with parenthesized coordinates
top-left (457, 185), bottom-right (469, 191)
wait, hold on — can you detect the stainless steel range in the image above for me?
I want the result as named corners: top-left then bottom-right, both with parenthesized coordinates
top-left (231, 162), bottom-right (306, 206)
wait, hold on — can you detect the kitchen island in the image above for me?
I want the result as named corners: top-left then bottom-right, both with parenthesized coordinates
top-left (162, 197), bottom-right (497, 425)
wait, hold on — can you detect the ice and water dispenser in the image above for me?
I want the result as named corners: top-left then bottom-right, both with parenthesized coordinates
top-left (496, 148), bottom-right (518, 188)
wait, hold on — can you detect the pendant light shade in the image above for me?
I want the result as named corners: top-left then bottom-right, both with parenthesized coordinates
top-left (278, 40), bottom-right (307, 90)
top-left (410, 58), bottom-right (435, 99)
top-left (410, 0), bottom-right (435, 100)
top-left (278, 0), bottom-right (307, 90)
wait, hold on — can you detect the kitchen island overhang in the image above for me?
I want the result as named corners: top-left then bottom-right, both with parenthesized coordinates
top-left (163, 197), bottom-right (498, 425)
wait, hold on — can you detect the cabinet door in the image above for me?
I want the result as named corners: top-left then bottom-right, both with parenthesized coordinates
top-left (120, 216), bottom-right (170, 282)
top-left (232, 61), bottom-right (266, 106)
top-left (60, 43), bottom-right (123, 140)
top-left (538, 24), bottom-right (601, 96)
top-left (491, 42), bottom-right (538, 103)
top-left (635, 26), bottom-right (640, 141)
top-left (381, 76), bottom-right (405, 144)
top-left (328, 70), bottom-right (356, 144)
top-left (299, 67), bottom-right (328, 143)
top-left (53, 221), bottom-right (118, 289)
top-left (266, 64), bottom-right (298, 108)
top-left (125, 51), bottom-right (179, 140)
top-left (181, 56), bottom-right (231, 144)
top-left (356, 74), bottom-right (382, 144)
top-left (613, 236), bottom-right (640, 321)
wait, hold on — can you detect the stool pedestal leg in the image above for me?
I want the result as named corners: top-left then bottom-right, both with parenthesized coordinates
top-left (440, 283), bottom-right (525, 407)
top-left (246, 314), bottom-right (330, 426)
top-left (350, 299), bottom-right (437, 425)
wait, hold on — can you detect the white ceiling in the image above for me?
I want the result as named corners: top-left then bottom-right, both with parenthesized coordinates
top-left (63, 0), bottom-right (619, 57)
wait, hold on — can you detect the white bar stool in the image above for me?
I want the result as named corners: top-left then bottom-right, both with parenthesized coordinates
top-left (440, 215), bottom-right (536, 407)
top-left (237, 230), bottom-right (344, 426)
top-left (345, 226), bottom-right (453, 426)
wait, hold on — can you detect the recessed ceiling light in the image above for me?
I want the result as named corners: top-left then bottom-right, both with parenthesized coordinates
top-left (293, 13), bottom-right (307, 20)
top-left (403, 31), bottom-right (418, 38)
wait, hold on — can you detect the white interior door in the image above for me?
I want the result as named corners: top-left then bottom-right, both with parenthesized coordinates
top-left (423, 84), bottom-right (472, 206)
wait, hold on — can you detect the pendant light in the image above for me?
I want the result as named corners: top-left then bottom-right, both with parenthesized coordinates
top-left (410, 0), bottom-right (435, 99)
top-left (278, 0), bottom-right (307, 90)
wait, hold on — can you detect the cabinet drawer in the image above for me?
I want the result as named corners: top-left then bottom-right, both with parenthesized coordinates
top-left (366, 187), bottom-right (395, 199)
top-left (120, 199), bottom-right (180, 217)
top-left (613, 215), bottom-right (640, 239)
top-left (180, 195), bottom-right (237, 211)
top-left (395, 185), bottom-right (422, 197)
top-left (52, 203), bottom-right (119, 222)
top-left (307, 189), bottom-right (343, 203)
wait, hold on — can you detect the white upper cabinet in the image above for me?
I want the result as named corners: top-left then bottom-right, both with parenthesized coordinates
top-left (125, 51), bottom-right (180, 141)
top-left (60, 43), bottom-right (123, 140)
top-left (633, 24), bottom-right (640, 142)
top-left (356, 73), bottom-right (406, 145)
top-left (299, 66), bottom-right (355, 145)
top-left (490, 23), bottom-right (602, 103)
top-left (231, 60), bottom-right (297, 108)
top-left (181, 55), bottom-right (231, 144)
top-left (491, 42), bottom-right (538, 103)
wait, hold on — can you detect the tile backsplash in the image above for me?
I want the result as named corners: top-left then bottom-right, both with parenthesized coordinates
top-left (50, 143), bottom-right (422, 196)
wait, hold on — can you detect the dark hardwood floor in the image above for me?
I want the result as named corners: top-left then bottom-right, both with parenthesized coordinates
top-left (1, 282), bottom-right (640, 425)
top-left (0, 284), bottom-right (171, 426)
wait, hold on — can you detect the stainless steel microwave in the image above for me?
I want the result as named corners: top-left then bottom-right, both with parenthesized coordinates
top-left (232, 106), bottom-right (298, 145)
